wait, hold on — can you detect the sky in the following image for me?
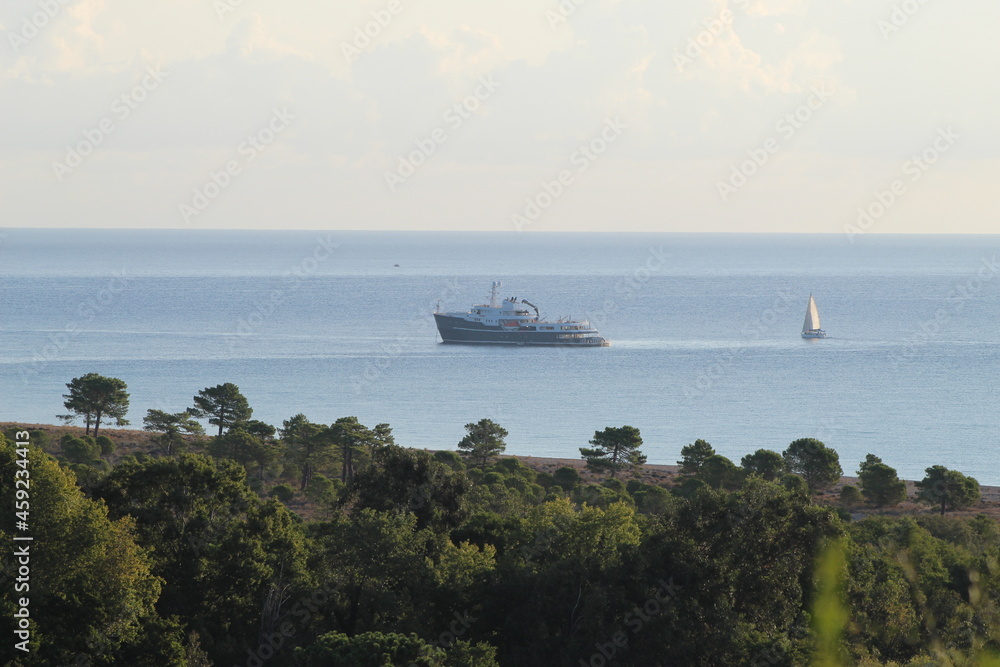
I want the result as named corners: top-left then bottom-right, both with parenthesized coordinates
top-left (0, 0), bottom-right (997, 233)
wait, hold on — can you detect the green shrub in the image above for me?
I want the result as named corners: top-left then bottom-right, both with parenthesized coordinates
top-left (573, 484), bottom-right (632, 508)
top-left (699, 454), bottom-right (742, 490)
top-left (432, 450), bottom-right (465, 470)
top-left (840, 485), bottom-right (862, 507)
top-left (269, 483), bottom-right (295, 503)
top-left (96, 435), bottom-right (116, 456)
top-left (631, 484), bottom-right (674, 514)
top-left (493, 457), bottom-right (536, 482)
top-left (305, 474), bottom-right (338, 504)
top-left (781, 473), bottom-right (809, 497)
top-left (296, 631), bottom-right (499, 667)
top-left (67, 462), bottom-right (105, 491)
top-left (602, 478), bottom-right (626, 492)
top-left (481, 472), bottom-right (505, 486)
top-left (672, 476), bottom-right (708, 499)
top-left (503, 475), bottom-right (531, 493)
top-left (552, 466), bottom-right (581, 491)
top-left (62, 436), bottom-right (100, 464)
top-left (527, 483), bottom-right (546, 503)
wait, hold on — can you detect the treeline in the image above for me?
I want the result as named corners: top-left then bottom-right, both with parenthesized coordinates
top-left (0, 375), bottom-right (997, 666)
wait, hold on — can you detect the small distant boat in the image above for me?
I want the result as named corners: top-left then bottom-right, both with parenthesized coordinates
top-left (802, 294), bottom-right (827, 339)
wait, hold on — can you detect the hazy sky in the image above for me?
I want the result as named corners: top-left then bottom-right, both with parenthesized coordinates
top-left (1, 0), bottom-right (997, 233)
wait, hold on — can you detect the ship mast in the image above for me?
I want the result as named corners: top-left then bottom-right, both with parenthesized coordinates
top-left (489, 281), bottom-right (501, 308)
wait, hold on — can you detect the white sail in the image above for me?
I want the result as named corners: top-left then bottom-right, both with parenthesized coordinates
top-left (803, 295), bottom-right (821, 333)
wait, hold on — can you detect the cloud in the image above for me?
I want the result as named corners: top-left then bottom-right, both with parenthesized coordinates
top-left (0, 0), bottom-right (997, 231)
top-left (738, 0), bottom-right (806, 18)
top-left (681, 16), bottom-right (843, 96)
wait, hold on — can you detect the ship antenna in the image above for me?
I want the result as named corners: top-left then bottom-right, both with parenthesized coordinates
top-left (490, 281), bottom-right (501, 308)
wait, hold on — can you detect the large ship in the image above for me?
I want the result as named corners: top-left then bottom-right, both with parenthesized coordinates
top-left (434, 282), bottom-right (610, 346)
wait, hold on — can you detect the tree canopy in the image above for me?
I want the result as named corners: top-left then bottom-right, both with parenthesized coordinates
top-left (61, 372), bottom-right (131, 437)
top-left (92, 453), bottom-right (312, 664)
top-left (15, 382), bottom-right (1000, 666)
top-left (330, 416), bottom-right (382, 484)
top-left (915, 465), bottom-right (981, 515)
top-left (281, 413), bottom-right (330, 490)
top-left (342, 445), bottom-right (472, 530)
top-left (678, 438), bottom-right (715, 476)
top-left (580, 425), bottom-right (647, 478)
top-left (190, 383), bottom-right (252, 436)
top-left (699, 454), bottom-right (741, 490)
top-left (741, 448), bottom-right (787, 481)
top-left (857, 454), bottom-right (907, 508)
top-left (782, 438), bottom-right (843, 492)
top-left (143, 409), bottom-right (204, 456)
top-left (0, 433), bottom-right (164, 663)
top-left (457, 418), bottom-right (508, 469)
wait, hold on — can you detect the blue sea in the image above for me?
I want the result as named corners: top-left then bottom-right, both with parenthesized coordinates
top-left (2, 229), bottom-right (998, 485)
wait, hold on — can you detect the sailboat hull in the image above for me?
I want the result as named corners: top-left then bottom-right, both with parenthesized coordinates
top-left (802, 330), bottom-right (826, 339)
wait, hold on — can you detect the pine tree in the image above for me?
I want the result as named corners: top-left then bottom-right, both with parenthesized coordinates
top-left (580, 425), bottom-right (647, 478)
top-left (457, 418), bottom-right (508, 468)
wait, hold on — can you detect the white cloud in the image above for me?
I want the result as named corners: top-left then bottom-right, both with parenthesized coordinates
top-left (0, 0), bottom-right (997, 232)
top-left (739, 0), bottom-right (806, 18)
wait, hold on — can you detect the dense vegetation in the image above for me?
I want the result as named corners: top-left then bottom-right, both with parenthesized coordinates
top-left (2, 375), bottom-right (998, 666)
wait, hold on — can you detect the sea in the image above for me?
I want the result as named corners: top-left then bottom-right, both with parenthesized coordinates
top-left (2, 229), bottom-right (998, 485)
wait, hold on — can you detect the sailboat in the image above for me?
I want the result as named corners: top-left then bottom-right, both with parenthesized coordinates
top-left (801, 294), bottom-right (827, 339)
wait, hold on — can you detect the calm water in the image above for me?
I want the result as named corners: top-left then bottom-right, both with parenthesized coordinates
top-left (2, 230), bottom-right (999, 485)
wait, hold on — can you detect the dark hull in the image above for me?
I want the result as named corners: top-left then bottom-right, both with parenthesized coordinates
top-left (434, 314), bottom-right (608, 346)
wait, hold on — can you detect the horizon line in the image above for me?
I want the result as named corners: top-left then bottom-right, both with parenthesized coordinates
top-left (5, 227), bottom-right (1000, 236)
